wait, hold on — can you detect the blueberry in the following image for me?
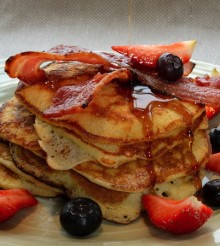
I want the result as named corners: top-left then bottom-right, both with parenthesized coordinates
top-left (60, 197), bottom-right (102, 237)
top-left (157, 53), bottom-right (183, 81)
top-left (209, 127), bottom-right (220, 153)
top-left (202, 179), bottom-right (220, 206)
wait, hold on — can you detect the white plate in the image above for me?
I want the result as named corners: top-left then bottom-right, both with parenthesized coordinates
top-left (1, 59), bottom-right (220, 246)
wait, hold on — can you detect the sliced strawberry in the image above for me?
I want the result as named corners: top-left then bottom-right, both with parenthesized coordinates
top-left (205, 153), bottom-right (220, 173)
top-left (0, 189), bottom-right (38, 223)
top-left (112, 40), bottom-right (196, 68)
top-left (206, 106), bottom-right (220, 120)
top-left (142, 194), bottom-right (213, 234)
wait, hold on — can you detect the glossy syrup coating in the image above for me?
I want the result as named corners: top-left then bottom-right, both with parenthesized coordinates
top-left (157, 53), bottom-right (183, 81)
top-left (60, 197), bottom-right (102, 237)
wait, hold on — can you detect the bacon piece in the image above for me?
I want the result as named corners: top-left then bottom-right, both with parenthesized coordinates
top-left (134, 69), bottom-right (220, 108)
top-left (47, 45), bottom-right (89, 54)
top-left (48, 46), bottom-right (130, 68)
top-left (195, 75), bottom-right (220, 89)
top-left (43, 68), bottom-right (131, 117)
top-left (97, 51), bottom-right (130, 68)
top-left (5, 49), bottom-right (116, 85)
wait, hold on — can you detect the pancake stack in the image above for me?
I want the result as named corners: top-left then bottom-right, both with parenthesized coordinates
top-left (0, 58), bottom-right (210, 224)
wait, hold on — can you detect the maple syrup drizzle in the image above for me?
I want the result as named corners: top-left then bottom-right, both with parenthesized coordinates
top-left (131, 85), bottom-right (195, 139)
top-left (132, 86), bottom-right (171, 138)
top-left (90, 81), bottom-right (196, 139)
top-left (127, 0), bottom-right (133, 45)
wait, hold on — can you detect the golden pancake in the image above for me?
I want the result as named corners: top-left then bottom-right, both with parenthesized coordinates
top-left (10, 143), bottom-right (145, 224)
top-left (10, 143), bottom-right (66, 190)
top-left (34, 117), bottom-right (94, 170)
top-left (15, 62), bottom-right (205, 145)
top-left (0, 97), bottom-right (44, 157)
top-left (34, 114), bottom-right (208, 168)
top-left (0, 141), bottom-right (62, 197)
top-left (73, 129), bottom-right (210, 192)
top-left (11, 137), bottom-right (152, 192)
top-left (34, 117), bottom-right (209, 192)
top-left (153, 130), bottom-right (210, 183)
top-left (0, 100), bottom-right (206, 195)
top-left (10, 142), bottom-right (202, 216)
top-left (73, 160), bottom-right (154, 192)
top-left (0, 164), bottom-right (61, 197)
top-left (0, 96), bottom-right (208, 168)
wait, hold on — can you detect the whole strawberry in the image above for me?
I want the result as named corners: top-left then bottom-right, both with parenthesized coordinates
top-left (142, 194), bottom-right (213, 234)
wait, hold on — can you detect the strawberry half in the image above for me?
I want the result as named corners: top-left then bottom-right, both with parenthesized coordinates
top-left (0, 189), bottom-right (38, 223)
top-left (112, 40), bottom-right (196, 68)
top-left (142, 194), bottom-right (213, 234)
top-left (205, 153), bottom-right (220, 173)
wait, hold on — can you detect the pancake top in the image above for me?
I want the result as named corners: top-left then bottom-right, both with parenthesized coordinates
top-left (15, 62), bottom-right (206, 144)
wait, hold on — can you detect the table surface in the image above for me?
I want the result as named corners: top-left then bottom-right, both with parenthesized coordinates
top-left (0, 0), bottom-right (220, 65)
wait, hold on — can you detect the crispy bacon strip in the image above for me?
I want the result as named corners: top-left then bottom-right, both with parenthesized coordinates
top-left (134, 69), bottom-right (220, 108)
top-left (43, 68), bottom-right (131, 117)
top-left (5, 49), bottom-right (116, 85)
top-left (48, 45), bottom-right (130, 68)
